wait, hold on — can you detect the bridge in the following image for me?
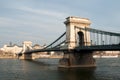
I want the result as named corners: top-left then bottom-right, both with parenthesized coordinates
top-left (18, 16), bottom-right (120, 68)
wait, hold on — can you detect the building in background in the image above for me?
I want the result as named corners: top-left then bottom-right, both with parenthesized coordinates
top-left (0, 41), bottom-right (45, 58)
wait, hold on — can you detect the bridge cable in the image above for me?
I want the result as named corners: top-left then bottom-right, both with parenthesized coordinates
top-left (44, 32), bottom-right (66, 49)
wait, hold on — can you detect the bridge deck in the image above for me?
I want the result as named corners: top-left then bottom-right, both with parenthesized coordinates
top-left (75, 45), bottom-right (120, 51)
top-left (24, 45), bottom-right (120, 54)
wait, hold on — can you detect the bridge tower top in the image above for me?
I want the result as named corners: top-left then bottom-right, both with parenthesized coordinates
top-left (64, 16), bottom-right (91, 27)
top-left (64, 16), bottom-right (91, 49)
top-left (23, 41), bottom-right (32, 46)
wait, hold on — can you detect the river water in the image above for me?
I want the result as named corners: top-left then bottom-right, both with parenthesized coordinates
top-left (0, 58), bottom-right (120, 80)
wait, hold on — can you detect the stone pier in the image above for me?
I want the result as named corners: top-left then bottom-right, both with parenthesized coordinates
top-left (59, 51), bottom-right (96, 68)
top-left (18, 54), bottom-right (33, 60)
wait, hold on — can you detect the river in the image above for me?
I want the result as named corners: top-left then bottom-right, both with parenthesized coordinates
top-left (0, 58), bottom-right (120, 80)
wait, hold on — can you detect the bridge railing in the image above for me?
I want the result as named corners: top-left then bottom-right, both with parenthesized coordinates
top-left (76, 27), bottom-right (120, 46)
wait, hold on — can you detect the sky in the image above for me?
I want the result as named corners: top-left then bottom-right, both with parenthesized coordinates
top-left (0, 0), bottom-right (120, 47)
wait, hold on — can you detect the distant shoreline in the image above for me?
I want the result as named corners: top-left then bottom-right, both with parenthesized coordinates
top-left (0, 56), bottom-right (17, 59)
top-left (93, 55), bottom-right (119, 58)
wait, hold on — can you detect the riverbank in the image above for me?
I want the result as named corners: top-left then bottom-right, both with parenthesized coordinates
top-left (0, 50), bottom-right (17, 59)
top-left (93, 55), bottom-right (119, 58)
top-left (0, 56), bottom-right (17, 59)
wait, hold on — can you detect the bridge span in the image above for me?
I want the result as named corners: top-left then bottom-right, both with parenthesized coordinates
top-left (18, 16), bottom-right (120, 68)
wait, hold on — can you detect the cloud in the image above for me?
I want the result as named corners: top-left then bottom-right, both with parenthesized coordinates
top-left (13, 6), bottom-right (69, 19)
top-left (0, 15), bottom-right (66, 46)
top-left (0, 5), bottom-right (68, 33)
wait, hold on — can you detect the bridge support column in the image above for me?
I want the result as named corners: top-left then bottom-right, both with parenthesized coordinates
top-left (59, 51), bottom-right (96, 68)
top-left (18, 54), bottom-right (33, 60)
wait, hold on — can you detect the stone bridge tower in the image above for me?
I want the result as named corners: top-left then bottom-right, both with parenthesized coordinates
top-left (19, 41), bottom-right (33, 59)
top-left (64, 16), bottom-right (91, 49)
top-left (59, 16), bottom-right (95, 68)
